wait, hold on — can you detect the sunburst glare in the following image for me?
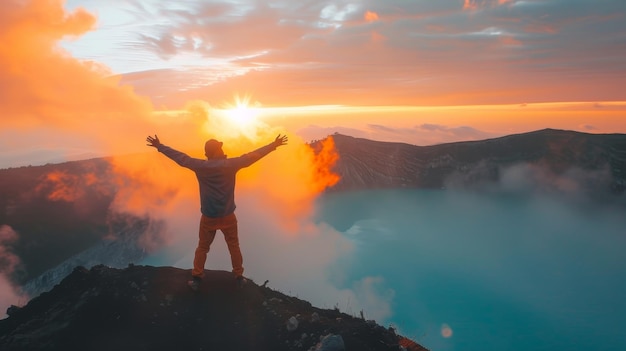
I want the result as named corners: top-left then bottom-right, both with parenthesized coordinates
top-left (222, 94), bottom-right (259, 127)
top-left (208, 94), bottom-right (268, 140)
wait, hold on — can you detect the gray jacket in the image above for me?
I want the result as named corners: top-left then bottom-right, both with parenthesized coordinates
top-left (157, 142), bottom-right (277, 217)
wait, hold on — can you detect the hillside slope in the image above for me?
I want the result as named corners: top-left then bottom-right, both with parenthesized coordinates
top-left (0, 265), bottom-right (426, 351)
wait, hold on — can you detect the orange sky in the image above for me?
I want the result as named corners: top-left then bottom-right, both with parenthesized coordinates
top-left (1, 0), bottom-right (625, 168)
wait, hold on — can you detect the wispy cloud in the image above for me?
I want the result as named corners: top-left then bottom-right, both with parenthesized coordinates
top-left (59, 0), bottom-right (626, 107)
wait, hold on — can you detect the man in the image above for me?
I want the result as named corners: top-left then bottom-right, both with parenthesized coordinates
top-left (146, 134), bottom-right (288, 289)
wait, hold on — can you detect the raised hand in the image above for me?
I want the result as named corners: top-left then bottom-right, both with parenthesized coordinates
top-left (273, 134), bottom-right (288, 148)
top-left (146, 134), bottom-right (161, 148)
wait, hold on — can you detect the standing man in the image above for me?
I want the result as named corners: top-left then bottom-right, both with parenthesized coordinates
top-left (146, 134), bottom-right (288, 289)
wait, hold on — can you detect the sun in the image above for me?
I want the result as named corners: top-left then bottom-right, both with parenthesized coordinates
top-left (230, 103), bottom-right (256, 126)
top-left (222, 94), bottom-right (259, 128)
top-left (210, 94), bottom-right (269, 139)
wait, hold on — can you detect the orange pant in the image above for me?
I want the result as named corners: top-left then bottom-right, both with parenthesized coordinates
top-left (192, 213), bottom-right (243, 279)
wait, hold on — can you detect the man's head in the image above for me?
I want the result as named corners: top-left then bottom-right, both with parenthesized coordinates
top-left (205, 139), bottom-right (226, 159)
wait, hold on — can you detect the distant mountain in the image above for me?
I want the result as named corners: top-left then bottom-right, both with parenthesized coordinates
top-left (321, 129), bottom-right (626, 195)
top-left (0, 265), bottom-right (427, 351)
top-left (19, 213), bottom-right (160, 300)
top-left (0, 158), bottom-right (120, 283)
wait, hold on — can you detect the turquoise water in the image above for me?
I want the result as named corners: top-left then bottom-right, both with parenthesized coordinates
top-left (314, 189), bottom-right (626, 351)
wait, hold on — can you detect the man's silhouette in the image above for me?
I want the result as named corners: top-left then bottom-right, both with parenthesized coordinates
top-left (146, 134), bottom-right (288, 289)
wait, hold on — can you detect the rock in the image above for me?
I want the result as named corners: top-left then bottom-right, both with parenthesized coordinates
top-left (313, 334), bottom-right (345, 351)
top-left (6, 305), bottom-right (21, 316)
top-left (286, 316), bottom-right (299, 332)
top-left (311, 312), bottom-right (320, 322)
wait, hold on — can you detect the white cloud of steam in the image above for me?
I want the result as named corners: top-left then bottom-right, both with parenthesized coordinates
top-left (445, 161), bottom-right (619, 204)
top-left (350, 276), bottom-right (395, 321)
top-left (0, 225), bottom-right (26, 319)
top-left (106, 104), bottom-right (392, 321)
top-left (0, 275), bottom-right (22, 320)
top-left (499, 163), bottom-right (606, 195)
top-left (139, 187), bottom-right (398, 322)
top-left (0, 226), bottom-right (20, 273)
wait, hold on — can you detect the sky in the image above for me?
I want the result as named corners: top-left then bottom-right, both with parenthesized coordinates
top-left (0, 0), bottom-right (625, 331)
top-left (1, 0), bottom-right (626, 168)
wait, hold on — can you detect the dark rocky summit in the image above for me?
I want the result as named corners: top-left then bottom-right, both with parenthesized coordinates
top-left (0, 265), bottom-right (427, 351)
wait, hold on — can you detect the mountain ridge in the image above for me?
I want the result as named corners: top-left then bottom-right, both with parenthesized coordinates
top-left (319, 128), bottom-right (626, 194)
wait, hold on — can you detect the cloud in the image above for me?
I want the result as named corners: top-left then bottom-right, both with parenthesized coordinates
top-left (134, 1), bottom-right (313, 60)
top-left (0, 226), bottom-right (21, 277)
top-left (34, 170), bottom-right (104, 202)
top-left (0, 0), bottom-right (158, 167)
top-left (364, 10), bottom-right (380, 23)
top-left (367, 124), bottom-right (400, 134)
top-left (444, 161), bottom-right (620, 206)
top-left (418, 124), bottom-right (492, 140)
top-left (0, 225), bottom-right (26, 319)
top-left (143, 188), bottom-right (397, 322)
top-left (463, 0), bottom-right (514, 11)
top-left (111, 104), bottom-right (340, 229)
top-left (350, 276), bottom-right (395, 321)
top-left (96, 108), bottom-right (392, 317)
top-left (580, 124), bottom-right (597, 131)
top-left (109, 0), bottom-right (626, 106)
top-left (499, 163), bottom-right (617, 200)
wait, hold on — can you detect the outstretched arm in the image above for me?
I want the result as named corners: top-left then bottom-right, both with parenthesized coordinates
top-left (231, 134), bottom-right (289, 169)
top-left (145, 134), bottom-right (207, 170)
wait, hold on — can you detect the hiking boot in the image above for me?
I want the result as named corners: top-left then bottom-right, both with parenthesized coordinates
top-left (236, 275), bottom-right (247, 288)
top-left (187, 277), bottom-right (201, 291)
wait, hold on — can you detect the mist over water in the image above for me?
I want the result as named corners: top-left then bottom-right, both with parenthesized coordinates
top-left (139, 186), bottom-right (626, 351)
top-left (315, 189), bottom-right (626, 351)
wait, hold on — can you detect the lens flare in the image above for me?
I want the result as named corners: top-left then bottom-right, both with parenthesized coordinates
top-left (441, 323), bottom-right (453, 338)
